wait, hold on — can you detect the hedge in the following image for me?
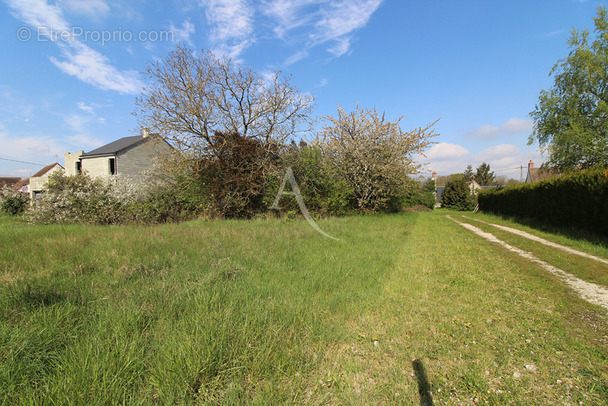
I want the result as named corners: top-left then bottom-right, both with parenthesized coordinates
top-left (477, 168), bottom-right (608, 235)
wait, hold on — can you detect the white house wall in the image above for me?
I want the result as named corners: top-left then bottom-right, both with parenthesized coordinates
top-left (81, 156), bottom-right (113, 178)
top-left (29, 164), bottom-right (64, 201)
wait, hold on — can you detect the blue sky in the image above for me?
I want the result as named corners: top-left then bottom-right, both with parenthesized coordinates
top-left (1, 0), bottom-right (606, 180)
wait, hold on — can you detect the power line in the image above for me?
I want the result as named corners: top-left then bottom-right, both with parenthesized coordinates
top-left (0, 157), bottom-right (46, 166)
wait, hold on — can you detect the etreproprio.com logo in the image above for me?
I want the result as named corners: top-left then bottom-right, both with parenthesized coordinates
top-left (17, 26), bottom-right (175, 45)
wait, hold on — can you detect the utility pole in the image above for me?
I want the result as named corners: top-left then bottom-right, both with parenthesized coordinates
top-left (520, 165), bottom-right (523, 183)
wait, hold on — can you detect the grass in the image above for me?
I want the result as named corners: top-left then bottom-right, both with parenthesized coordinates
top-left (1, 211), bottom-right (607, 404)
top-left (453, 212), bottom-right (608, 288)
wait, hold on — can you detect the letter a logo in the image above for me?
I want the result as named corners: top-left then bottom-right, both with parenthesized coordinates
top-left (270, 167), bottom-right (340, 240)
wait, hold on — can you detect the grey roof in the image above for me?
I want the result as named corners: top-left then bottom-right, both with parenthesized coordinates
top-left (82, 135), bottom-right (144, 157)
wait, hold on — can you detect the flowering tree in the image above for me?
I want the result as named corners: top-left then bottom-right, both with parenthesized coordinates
top-left (316, 105), bottom-right (437, 212)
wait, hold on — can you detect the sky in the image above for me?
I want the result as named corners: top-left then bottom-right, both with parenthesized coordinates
top-left (1, 0), bottom-right (607, 180)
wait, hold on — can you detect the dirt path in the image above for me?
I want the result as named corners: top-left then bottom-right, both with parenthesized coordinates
top-left (447, 215), bottom-right (608, 312)
top-left (461, 215), bottom-right (608, 265)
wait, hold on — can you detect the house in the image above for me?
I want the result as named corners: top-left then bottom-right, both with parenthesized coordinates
top-left (467, 180), bottom-right (482, 195)
top-left (0, 177), bottom-right (21, 189)
top-left (65, 129), bottom-right (173, 179)
top-left (434, 177), bottom-right (495, 207)
top-left (525, 160), bottom-right (560, 183)
top-left (28, 163), bottom-right (65, 201)
top-left (12, 178), bottom-right (29, 193)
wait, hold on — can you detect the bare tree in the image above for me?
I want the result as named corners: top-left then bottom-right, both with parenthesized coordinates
top-left (316, 105), bottom-right (437, 211)
top-left (134, 44), bottom-right (315, 155)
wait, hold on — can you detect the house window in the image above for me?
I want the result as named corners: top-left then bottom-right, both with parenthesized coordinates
top-left (109, 158), bottom-right (116, 175)
top-left (75, 161), bottom-right (82, 174)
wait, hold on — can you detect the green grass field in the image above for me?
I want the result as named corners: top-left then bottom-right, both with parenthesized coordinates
top-left (1, 211), bottom-right (607, 405)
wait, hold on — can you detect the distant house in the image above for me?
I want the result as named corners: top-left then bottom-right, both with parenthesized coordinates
top-left (28, 163), bottom-right (64, 201)
top-left (12, 178), bottom-right (29, 193)
top-left (0, 177), bottom-right (21, 189)
top-left (65, 130), bottom-right (173, 179)
top-left (525, 160), bottom-right (560, 183)
top-left (434, 177), bottom-right (495, 207)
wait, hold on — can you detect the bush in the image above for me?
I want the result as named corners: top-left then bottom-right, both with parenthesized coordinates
top-left (403, 179), bottom-right (436, 210)
top-left (0, 187), bottom-right (29, 215)
top-left (478, 167), bottom-right (608, 235)
top-left (29, 172), bottom-right (127, 224)
top-left (194, 131), bottom-right (275, 218)
top-left (441, 179), bottom-right (476, 211)
top-left (274, 144), bottom-right (355, 217)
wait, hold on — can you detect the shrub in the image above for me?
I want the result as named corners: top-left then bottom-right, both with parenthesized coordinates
top-left (403, 179), bottom-right (436, 210)
top-left (289, 145), bottom-right (354, 216)
top-left (0, 187), bottom-right (29, 215)
top-left (29, 172), bottom-right (127, 224)
top-left (441, 179), bottom-right (476, 211)
top-left (267, 144), bottom-right (356, 217)
top-left (478, 167), bottom-right (608, 235)
top-left (194, 131), bottom-right (275, 218)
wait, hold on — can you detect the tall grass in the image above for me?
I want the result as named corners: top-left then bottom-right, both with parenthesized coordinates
top-left (1, 212), bottom-right (607, 404)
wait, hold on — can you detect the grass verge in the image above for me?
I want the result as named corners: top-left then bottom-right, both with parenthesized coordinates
top-left (1, 212), bottom-right (607, 405)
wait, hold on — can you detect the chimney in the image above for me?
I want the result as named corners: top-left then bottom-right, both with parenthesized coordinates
top-left (528, 160), bottom-right (534, 169)
top-left (141, 128), bottom-right (149, 138)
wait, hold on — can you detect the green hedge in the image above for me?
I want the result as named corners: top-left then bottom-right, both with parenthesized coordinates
top-left (477, 168), bottom-right (608, 235)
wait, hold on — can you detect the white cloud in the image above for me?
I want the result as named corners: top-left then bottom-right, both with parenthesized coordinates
top-left (76, 101), bottom-right (94, 113)
top-left (476, 144), bottom-right (520, 161)
top-left (201, 0), bottom-right (255, 58)
top-left (61, 0), bottom-right (110, 18)
top-left (264, 0), bottom-right (383, 62)
top-left (262, 0), bottom-right (321, 38)
top-left (284, 49), bottom-right (309, 66)
top-left (465, 117), bottom-right (533, 140)
top-left (420, 142), bottom-right (546, 180)
top-left (0, 131), bottom-right (63, 161)
top-left (50, 43), bottom-right (142, 94)
top-left (6, 0), bottom-right (142, 94)
top-left (7, 0), bottom-right (70, 33)
top-left (312, 0), bottom-right (382, 57)
top-left (501, 117), bottom-right (533, 133)
top-left (170, 19), bottom-right (196, 45)
top-left (425, 143), bottom-right (470, 161)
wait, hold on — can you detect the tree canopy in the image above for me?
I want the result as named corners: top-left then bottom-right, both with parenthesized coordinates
top-left (315, 105), bottom-right (437, 211)
top-left (474, 162), bottom-right (495, 186)
top-left (529, 7), bottom-right (608, 171)
top-left (135, 44), bottom-right (314, 156)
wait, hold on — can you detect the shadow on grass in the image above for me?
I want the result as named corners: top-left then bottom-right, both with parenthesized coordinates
top-left (6, 282), bottom-right (84, 310)
top-left (477, 212), bottom-right (608, 248)
top-left (412, 359), bottom-right (434, 406)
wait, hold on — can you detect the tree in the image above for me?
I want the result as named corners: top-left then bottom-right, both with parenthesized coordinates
top-left (475, 162), bottom-right (495, 186)
top-left (463, 165), bottom-right (474, 182)
top-left (316, 105), bottom-right (437, 212)
top-left (135, 44), bottom-right (314, 156)
top-left (529, 7), bottom-right (608, 171)
top-left (194, 131), bottom-right (271, 218)
top-left (440, 178), bottom-right (476, 211)
top-left (435, 173), bottom-right (464, 187)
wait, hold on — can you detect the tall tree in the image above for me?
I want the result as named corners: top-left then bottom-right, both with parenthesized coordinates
top-left (316, 105), bottom-right (437, 212)
top-left (529, 7), bottom-right (608, 170)
top-left (463, 165), bottom-right (474, 182)
top-left (474, 162), bottom-right (495, 186)
top-left (440, 178), bottom-right (476, 211)
top-left (135, 44), bottom-right (314, 156)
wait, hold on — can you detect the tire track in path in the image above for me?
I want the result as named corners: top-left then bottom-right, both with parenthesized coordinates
top-left (447, 215), bottom-right (608, 312)
top-left (461, 215), bottom-right (608, 265)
